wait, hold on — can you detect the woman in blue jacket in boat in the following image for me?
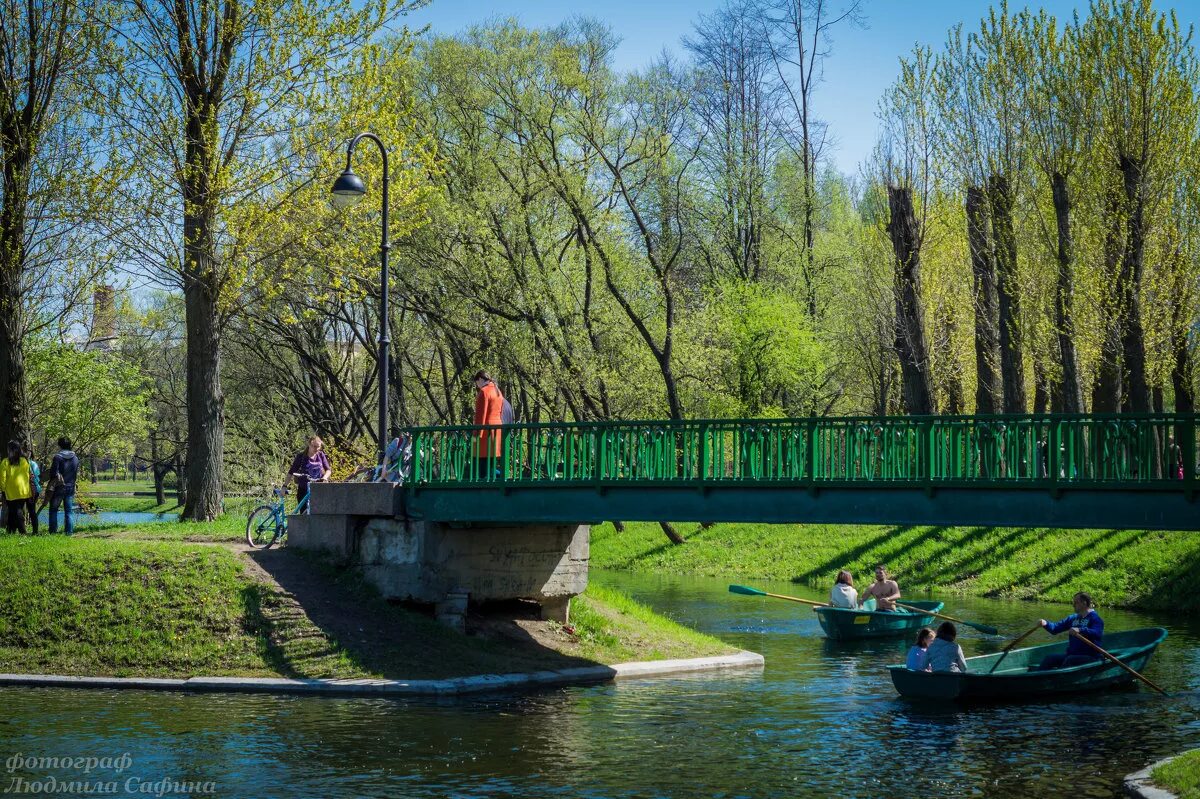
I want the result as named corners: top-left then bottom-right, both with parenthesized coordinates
top-left (1037, 591), bottom-right (1103, 670)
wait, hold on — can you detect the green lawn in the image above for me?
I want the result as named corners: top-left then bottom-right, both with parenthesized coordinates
top-left (0, 536), bottom-right (732, 679)
top-left (1153, 750), bottom-right (1200, 798)
top-left (590, 521), bottom-right (1200, 610)
top-left (80, 478), bottom-right (165, 494)
top-left (0, 537), bottom-right (267, 677)
top-left (570, 582), bottom-right (731, 662)
top-left (78, 514), bottom-right (247, 543)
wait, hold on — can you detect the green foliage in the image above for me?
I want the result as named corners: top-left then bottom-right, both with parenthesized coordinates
top-left (696, 281), bottom-right (825, 417)
top-left (25, 340), bottom-right (150, 460)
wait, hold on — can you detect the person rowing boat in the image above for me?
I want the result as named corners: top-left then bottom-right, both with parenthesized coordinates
top-left (1036, 591), bottom-right (1103, 671)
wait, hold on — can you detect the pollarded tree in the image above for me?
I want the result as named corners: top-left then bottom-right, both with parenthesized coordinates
top-left (971, 2), bottom-right (1029, 414)
top-left (936, 25), bottom-right (1002, 415)
top-left (876, 46), bottom-right (937, 416)
top-left (1080, 0), bottom-right (1200, 413)
top-left (1018, 9), bottom-right (1091, 414)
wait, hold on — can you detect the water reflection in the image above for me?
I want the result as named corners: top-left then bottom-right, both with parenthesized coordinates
top-left (1, 569), bottom-right (1198, 797)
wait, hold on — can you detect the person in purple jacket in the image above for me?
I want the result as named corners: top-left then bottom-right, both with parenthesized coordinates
top-left (1037, 591), bottom-right (1104, 670)
top-left (283, 435), bottom-right (331, 512)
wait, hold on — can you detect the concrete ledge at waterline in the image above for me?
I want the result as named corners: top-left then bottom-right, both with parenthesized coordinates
top-left (0, 650), bottom-right (764, 698)
top-left (1125, 754), bottom-right (1184, 799)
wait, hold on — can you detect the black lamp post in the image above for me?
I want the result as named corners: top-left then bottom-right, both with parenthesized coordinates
top-left (331, 133), bottom-right (390, 468)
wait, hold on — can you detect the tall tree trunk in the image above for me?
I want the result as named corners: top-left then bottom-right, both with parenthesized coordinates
top-left (886, 185), bottom-right (933, 415)
top-left (966, 186), bottom-right (1002, 414)
top-left (0, 142), bottom-right (30, 447)
top-left (177, 58), bottom-right (227, 521)
top-left (1093, 194), bottom-right (1124, 412)
top-left (1118, 155), bottom-right (1151, 412)
top-left (150, 433), bottom-right (166, 506)
top-left (1050, 172), bottom-right (1084, 414)
top-left (183, 265), bottom-right (225, 520)
top-left (1033, 360), bottom-right (1049, 415)
top-left (988, 174), bottom-right (1026, 414)
top-left (1172, 326), bottom-right (1194, 412)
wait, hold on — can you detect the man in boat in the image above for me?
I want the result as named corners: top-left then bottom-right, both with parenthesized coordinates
top-left (1036, 591), bottom-right (1104, 670)
top-left (862, 565), bottom-right (902, 612)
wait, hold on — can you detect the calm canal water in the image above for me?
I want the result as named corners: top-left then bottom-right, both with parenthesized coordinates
top-left (32, 510), bottom-right (174, 528)
top-left (2, 570), bottom-right (1198, 798)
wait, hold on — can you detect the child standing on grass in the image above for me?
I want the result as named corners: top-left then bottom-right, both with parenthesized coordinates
top-left (0, 440), bottom-right (32, 534)
top-left (907, 627), bottom-right (935, 670)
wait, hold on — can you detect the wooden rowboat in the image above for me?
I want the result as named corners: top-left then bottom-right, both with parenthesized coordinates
top-left (887, 627), bottom-right (1168, 701)
top-left (814, 600), bottom-right (944, 640)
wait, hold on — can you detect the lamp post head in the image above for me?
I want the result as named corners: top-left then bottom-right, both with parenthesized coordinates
top-left (330, 168), bottom-right (366, 208)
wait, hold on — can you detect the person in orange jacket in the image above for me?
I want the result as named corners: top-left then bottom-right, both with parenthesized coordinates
top-left (472, 370), bottom-right (504, 478)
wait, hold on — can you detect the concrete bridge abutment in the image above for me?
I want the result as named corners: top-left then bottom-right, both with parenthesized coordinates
top-left (286, 483), bottom-right (588, 626)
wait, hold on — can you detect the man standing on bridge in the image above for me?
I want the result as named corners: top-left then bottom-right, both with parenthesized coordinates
top-left (862, 565), bottom-right (901, 612)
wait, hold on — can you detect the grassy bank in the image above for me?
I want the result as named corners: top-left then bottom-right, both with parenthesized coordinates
top-left (0, 536), bottom-right (732, 680)
top-left (1153, 750), bottom-right (1200, 798)
top-left (591, 522), bottom-right (1200, 611)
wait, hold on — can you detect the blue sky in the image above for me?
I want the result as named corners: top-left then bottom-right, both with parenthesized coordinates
top-left (403, 1), bottom-right (1200, 176)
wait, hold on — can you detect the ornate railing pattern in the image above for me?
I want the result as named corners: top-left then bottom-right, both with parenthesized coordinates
top-left (408, 414), bottom-right (1198, 491)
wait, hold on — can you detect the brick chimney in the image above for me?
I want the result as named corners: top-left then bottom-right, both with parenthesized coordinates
top-left (87, 285), bottom-right (118, 351)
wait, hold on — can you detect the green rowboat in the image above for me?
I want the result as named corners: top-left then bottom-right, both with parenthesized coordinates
top-left (814, 600), bottom-right (944, 640)
top-left (888, 627), bottom-right (1167, 701)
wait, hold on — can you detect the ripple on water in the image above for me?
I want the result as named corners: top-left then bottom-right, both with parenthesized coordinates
top-left (3, 570), bottom-right (1200, 798)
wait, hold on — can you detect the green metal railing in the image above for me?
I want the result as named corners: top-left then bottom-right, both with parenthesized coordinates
top-left (408, 413), bottom-right (1198, 492)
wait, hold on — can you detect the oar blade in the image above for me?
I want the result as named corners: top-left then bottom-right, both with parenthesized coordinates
top-left (728, 584), bottom-right (766, 597)
top-left (969, 621), bottom-right (1000, 636)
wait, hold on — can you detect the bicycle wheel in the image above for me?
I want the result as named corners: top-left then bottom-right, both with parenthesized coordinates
top-left (246, 505), bottom-right (281, 549)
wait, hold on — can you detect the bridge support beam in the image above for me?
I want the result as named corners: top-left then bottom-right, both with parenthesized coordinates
top-left (404, 484), bottom-right (1199, 531)
top-left (289, 483), bottom-right (589, 626)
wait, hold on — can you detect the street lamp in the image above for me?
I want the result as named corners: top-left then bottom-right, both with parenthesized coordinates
top-left (331, 133), bottom-right (390, 469)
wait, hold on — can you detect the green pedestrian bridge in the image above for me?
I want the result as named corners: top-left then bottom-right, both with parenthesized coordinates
top-left (399, 413), bottom-right (1200, 531)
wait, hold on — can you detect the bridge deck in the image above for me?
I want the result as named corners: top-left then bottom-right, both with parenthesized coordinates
top-left (399, 413), bottom-right (1199, 530)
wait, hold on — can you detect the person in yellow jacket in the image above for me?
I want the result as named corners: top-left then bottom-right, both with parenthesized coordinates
top-left (0, 440), bottom-right (33, 534)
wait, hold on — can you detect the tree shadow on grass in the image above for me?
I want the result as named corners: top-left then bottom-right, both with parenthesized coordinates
top-left (1142, 543), bottom-right (1200, 612)
top-left (790, 525), bottom-right (944, 586)
top-left (903, 526), bottom-right (1042, 588)
top-left (241, 548), bottom-right (601, 681)
top-left (997, 526), bottom-right (1137, 602)
top-left (1030, 528), bottom-right (1148, 602)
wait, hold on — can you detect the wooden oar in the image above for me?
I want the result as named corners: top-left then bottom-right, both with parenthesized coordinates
top-left (987, 623), bottom-right (1043, 674)
top-left (895, 602), bottom-right (999, 636)
top-left (1071, 631), bottom-right (1168, 696)
top-left (728, 584), bottom-right (829, 608)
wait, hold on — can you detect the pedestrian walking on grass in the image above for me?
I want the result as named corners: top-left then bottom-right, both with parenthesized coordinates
top-left (0, 440), bottom-right (33, 534)
top-left (46, 437), bottom-right (80, 535)
top-left (23, 442), bottom-right (40, 535)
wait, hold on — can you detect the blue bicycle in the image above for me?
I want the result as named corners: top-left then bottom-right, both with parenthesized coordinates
top-left (245, 486), bottom-right (310, 549)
